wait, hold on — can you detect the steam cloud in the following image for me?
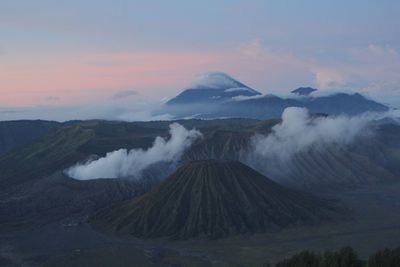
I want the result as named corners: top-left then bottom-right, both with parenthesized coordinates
top-left (252, 107), bottom-right (382, 161)
top-left (67, 123), bottom-right (202, 180)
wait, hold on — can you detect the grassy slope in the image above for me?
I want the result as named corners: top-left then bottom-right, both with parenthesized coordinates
top-left (0, 120), bottom-right (60, 156)
top-left (0, 125), bottom-right (94, 187)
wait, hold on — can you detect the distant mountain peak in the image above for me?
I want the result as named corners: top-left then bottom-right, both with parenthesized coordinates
top-left (192, 72), bottom-right (246, 89)
top-left (165, 72), bottom-right (261, 106)
top-left (292, 87), bottom-right (318, 96)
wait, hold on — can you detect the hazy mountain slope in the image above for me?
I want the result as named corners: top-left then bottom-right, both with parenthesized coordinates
top-left (0, 124), bottom-right (94, 187)
top-left (91, 160), bottom-right (343, 239)
top-left (182, 124), bottom-right (400, 190)
top-left (254, 145), bottom-right (397, 190)
top-left (306, 93), bottom-right (389, 115)
top-left (209, 92), bottom-right (389, 120)
top-left (261, 122), bottom-right (400, 189)
top-left (0, 120), bottom-right (60, 156)
top-left (350, 123), bottom-right (400, 177)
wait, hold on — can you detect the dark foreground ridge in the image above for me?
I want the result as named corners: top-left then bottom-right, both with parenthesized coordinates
top-left (270, 246), bottom-right (400, 267)
top-left (91, 160), bottom-right (344, 239)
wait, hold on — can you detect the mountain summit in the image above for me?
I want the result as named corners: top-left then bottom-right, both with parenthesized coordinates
top-left (91, 160), bottom-right (342, 239)
top-left (191, 72), bottom-right (257, 91)
top-left (291, 87), bottom-right (318, 96)
top-left (166, 72), bottom-right (261, 106)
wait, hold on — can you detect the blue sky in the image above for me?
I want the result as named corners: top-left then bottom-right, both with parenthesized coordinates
top-left (2, 1), bottom-right (399, 49)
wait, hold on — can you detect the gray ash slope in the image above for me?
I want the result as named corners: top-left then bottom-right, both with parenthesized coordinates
top-left (91, 160), bottom-right (345, 239)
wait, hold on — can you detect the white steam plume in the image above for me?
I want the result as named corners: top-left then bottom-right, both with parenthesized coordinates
top-left (253, 107), bottom-right (385, 161)
top-left (67, 123), bottom-right (202, 180)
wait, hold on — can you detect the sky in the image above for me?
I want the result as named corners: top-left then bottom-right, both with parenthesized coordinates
top-left (1, 0), bottom-right (400, 120)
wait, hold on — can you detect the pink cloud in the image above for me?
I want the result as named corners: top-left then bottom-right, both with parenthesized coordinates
top-left (0, 51), bottom-right (224, 106)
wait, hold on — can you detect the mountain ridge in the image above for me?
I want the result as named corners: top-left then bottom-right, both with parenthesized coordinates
top-left (161, 72), bottom-right (389, 119)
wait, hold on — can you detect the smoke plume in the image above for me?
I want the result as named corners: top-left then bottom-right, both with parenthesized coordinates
top-left (252, 107), bottom-right (381, 161)
top-left (67, 123), bottom-right (202, 180)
